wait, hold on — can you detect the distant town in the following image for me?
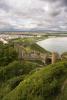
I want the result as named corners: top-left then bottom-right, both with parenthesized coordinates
top-left (0, 31), bottom-right (67, 40)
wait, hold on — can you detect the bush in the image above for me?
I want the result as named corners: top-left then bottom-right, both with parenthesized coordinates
top-left (0, 43), bottom-right (18, 66)
top-left (0, 75), bottom-right (25, 99)
top-left (0, 60), bottom-right (41, 99)
top-left (0, 60), bottom-right (40, 83)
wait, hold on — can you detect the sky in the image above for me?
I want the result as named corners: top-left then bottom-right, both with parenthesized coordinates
top-left (0, 0), bottom-right (67, 31)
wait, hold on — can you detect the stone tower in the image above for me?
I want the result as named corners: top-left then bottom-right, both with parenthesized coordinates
top-left (52, 52), bottom-right (59, 64)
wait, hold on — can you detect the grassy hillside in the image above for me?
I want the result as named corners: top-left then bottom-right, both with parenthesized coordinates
top-left (0, 60), bottom-right (41, 99)
top-left (12, 37), bottom-right (49, 53)
top-left (2, 61), bottom-right (67, 100)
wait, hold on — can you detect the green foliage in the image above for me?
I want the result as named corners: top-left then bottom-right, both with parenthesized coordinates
top-left (0, 60), bottom-right (40, 83)
top-left (3, 61), bottom-right (67, 100)
top-left (0, 75), bottom-right (25, 99)
top-left (0, 42), bottom-right (18, 66)
top-left (58, 81), bottom-right (67, 100)
top-left (31, 43), bottom-right (48, 53)
top-left (0, 60), bottom-right (41, 99)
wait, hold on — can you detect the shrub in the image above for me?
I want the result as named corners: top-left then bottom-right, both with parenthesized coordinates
top-left (0, 61), bottom-right (40, 83)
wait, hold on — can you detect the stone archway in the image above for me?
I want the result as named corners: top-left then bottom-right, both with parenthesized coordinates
top-left (45, 57), bottom-right (51, 65)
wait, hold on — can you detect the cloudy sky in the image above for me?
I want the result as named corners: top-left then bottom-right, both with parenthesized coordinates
top-left (0, 0), bottom-right (67, 31)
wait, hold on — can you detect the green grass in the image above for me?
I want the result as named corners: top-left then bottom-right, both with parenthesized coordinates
top-left (0, 60), bottom-right (41, 99)
top-left (12, 37), bottom-right (49, 54)
top-left (58, 80), bottom-right (67, 100)
top-left (2, 61), bottom-right (67, 100)
top-left (0, 75), bottom-right (25, 99)
top-left (0, 60), bottom-right (41, 83)
top-left (61, 85), bottom-right (67, 100)
top-left (30, 43), bottom-right (48, 53)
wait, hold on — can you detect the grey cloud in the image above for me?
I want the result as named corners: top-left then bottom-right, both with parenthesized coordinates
top-left (62, 0), bottom-right (67, 6)
top-left (29, 8), bottom-right (44, 15)
top-left (0, 1), bottom-right (10, 11)
top-left (51, 8), bottom-right (62, 17)
top-left (0, 0), bottom-right (67, 31)
top-left (50, 10), bottom-right (61, 17)
top-left (40, 0), bottom-right (67, 7)
top-left (40, 0), bottom-right (57, 2)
